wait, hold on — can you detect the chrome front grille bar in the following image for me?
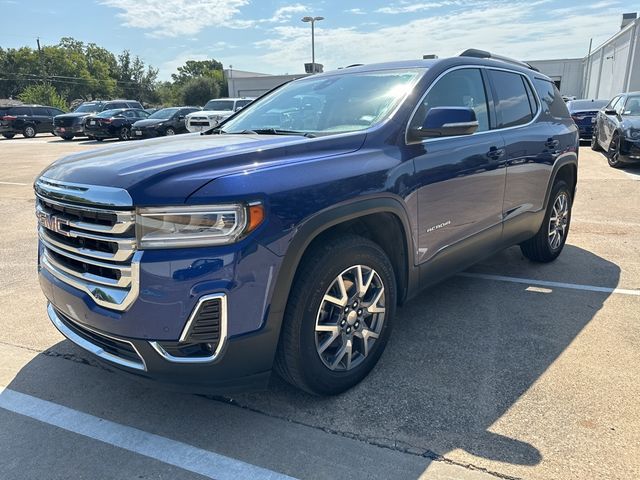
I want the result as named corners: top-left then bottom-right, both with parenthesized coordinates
top-left (35, 177), bottom-right (139, 311)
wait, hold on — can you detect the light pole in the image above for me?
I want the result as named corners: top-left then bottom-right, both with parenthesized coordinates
top-left (301, 15), bottom-right (324, 72)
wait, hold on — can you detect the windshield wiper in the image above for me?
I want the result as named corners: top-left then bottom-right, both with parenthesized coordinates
top-left (244, 128), bottom-right (316, 138)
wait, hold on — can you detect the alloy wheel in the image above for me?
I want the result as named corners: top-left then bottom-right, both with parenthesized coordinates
top-left (548, 192), bottom-right (569, 250)
top-left (608, 135), bottom-right (620, 166)
top-left (314, 265), bottom-right (386, 371)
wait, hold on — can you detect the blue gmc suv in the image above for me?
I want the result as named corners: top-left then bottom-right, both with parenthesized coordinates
top-left (35, 50), bottom-right (578, 395)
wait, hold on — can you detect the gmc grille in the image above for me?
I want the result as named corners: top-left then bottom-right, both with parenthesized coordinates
top-left (35, 178), bottom-right (139, 311)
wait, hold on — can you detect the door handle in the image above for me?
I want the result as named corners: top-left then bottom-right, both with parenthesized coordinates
top-left (486, 146), bottom-right (505, 161)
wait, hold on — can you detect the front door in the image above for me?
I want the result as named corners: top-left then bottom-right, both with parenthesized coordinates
top-left (406, 67), bottom-right (506, 264)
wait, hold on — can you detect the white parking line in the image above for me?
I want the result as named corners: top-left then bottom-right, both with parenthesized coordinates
top-left (458, 272), bottom-right (640, 296)
top-left (0, 181), bottom-right (29, 186)
top-left (0, 387), bottom-right (295, 480)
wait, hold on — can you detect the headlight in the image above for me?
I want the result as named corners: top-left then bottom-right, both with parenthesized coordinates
top-left (626, 129), bottom-right (640, 140)
top-left (136, 203), bottom-right (264, 248)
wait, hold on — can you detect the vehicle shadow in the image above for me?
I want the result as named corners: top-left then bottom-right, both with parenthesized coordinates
top-left (3, 244), bottom-right (620, 477)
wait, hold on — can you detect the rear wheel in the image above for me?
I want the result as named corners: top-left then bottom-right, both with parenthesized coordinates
top-left (520, 180), bottom-right (572, 263)
top-left (607, 133), bottom-right (623, 168)
top-left (118, 127), bottom-right (130, 141)
top-left (2, 133), bottom-right (15, 139)
top-left (22, 125), bottom-right (36, 138)
top-left (164, 127), bottom-right (176, 136)
top-left (275, 234), bottom-right (396, 395)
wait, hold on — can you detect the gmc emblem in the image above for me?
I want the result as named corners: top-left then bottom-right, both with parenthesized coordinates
top-left (37, 211), bottom-right (70, 236)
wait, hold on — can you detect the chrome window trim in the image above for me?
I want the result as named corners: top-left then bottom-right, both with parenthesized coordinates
top-left (404, 64), bottom-right (543, 145)
top-left (47, 303), bottom-right (146, 371)
top-left (149, 293), bottom-right (228, 364)
top-left (35, 177), bottom-right (133, 208)
top-left (41, 250), bottom-right (142, 311)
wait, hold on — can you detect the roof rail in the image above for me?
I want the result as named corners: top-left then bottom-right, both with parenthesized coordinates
top-left (459, 49), bottom-right (539, 72)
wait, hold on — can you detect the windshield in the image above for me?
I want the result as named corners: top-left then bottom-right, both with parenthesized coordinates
top-left (96, 109), bottom-right (123, 118)
top-left (567, 100), bottom-right (608, 111)
top-left (222, 69), bottom-right (422, 136)
top-left (204, 100), bottom-right (235, 111)
top-left (623, 96), bottom-right (640, 115)
top-left (74, 103), bottom-right (103, 113)
top-left (149, 108), bottom-right (180, 119)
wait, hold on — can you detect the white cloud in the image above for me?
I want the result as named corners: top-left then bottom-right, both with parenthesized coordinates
top-left (100, 0), bottom-right (249, 37)
top-left (269, 4), bottom-right (308, 22)
top-left (252, 1), bottom-right (624, 73)
top-left (376, 2), bottom-right (446, 14)
top-left (345, 8), bottom-right (366, 15)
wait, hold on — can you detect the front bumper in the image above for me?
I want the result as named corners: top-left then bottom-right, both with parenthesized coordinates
top-left (619, 137), bottom-right (640, 163)
top-left (39, 239), bottom-right (284, 393)
top-left (47, 304), bottom-right (274, 393)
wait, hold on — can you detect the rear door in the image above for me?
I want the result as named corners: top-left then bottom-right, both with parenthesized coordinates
top-left (32, 107), bottom-right (52, 132)
top-left (600, 96), bottom-right (622, 147)
top-left (11, 106), bottom-right (32, 130)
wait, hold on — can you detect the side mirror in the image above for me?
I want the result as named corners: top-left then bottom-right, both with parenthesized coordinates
top-left (178, 115), bottom-right (185, 120)
top-left (603, 109), bottom-right (617, 116)
top-left (411, 107), bottom-right (479, 139)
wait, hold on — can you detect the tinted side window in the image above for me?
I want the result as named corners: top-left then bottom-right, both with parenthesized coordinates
top-left (488, 70), bottom-right (533, 128)
top-left (236, 100), bottom-right (252, 108)
top-left (33, 107), bottom-right (49, 115)
top-left (47, 108), bottom-right (65, 116)
top-left (12, 107), bottom-right (32, 116)
top-left (127, 102), bottom-right (143, 109)
top-left (410, 68), bottom-right (490, 133)
top-left (533, 79), bottom-right (571, 119)
top-left (108, 102), bottom-right (128, 110)
top-left (606, 96), bottom-right (621, 110)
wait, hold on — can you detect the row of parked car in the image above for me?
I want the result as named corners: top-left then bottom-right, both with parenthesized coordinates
top-left (0, 97), bottom-right (255, 141)
top-left (563, 93), bottom-right (640, 168)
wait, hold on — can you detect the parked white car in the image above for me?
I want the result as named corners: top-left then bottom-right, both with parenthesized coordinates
top-left (185, 97), bottom-right (254, 132)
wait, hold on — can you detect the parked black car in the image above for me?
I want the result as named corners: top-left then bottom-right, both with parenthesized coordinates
top-left (131, 107), bottom-right (200, 139)
top-left (566, 99), bottom-right (608, 139)
top-left (83, 108), bottom-right (150, 141)
top-left (592, 92), bottom-right (640, 167)
top-left (0, 105), bottom-right (66, 139)
top-left (53, 100), bottom-right (143, 140)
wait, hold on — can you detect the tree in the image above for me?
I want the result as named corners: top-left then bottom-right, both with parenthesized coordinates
top-left (171, 60), bottom-right (224, 85)
top-left (18, 83), bottom-right (68, 110)
top-left (180, 77), bottom-right (220, 106)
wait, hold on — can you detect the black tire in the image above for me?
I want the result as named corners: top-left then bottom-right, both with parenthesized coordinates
top-left (2, 133), bottom-right (15, 139)
top-left (118, 127), bottom-right (130, 141)
top-left (61, 135), bottom-right (74, 141)
top-left (607, 133), bottom-right (623, 168)
top-left (95, 138), bottom-right (104, 142)
top-left (590, 131), bottom-right (601, 151)
top-left (164, 127), bottom-right (176, 136)
top-left (87, 135), bottom-right (95, 140)
top-left (520, 180), bottom-right (572, 263)
top-left (22, 125), bottom-right (36, 138)
top-left (275, 234), bottom-right (396, 395)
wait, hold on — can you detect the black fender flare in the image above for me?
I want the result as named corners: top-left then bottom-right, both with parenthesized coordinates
top-left (543, 155), bottom-right (578, 210)
top-left (260, 195), bottom-right (417, 365)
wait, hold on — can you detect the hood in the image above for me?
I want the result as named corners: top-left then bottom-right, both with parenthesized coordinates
top-left (621, 116), bottom-right (640, 129)
top-left (132, 118), bottom-right (168, 128)
top-left (39, 132), bottom-right (366, 206)
top-left (56, 112), bottom-right (95, 119)
top-left (188, 110), bottom-right (232, 117)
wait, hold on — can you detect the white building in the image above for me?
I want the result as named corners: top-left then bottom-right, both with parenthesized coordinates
top-left (528, 13), bottom-right (640, 99)
top-left (225, 68), bottom-right (308, 98)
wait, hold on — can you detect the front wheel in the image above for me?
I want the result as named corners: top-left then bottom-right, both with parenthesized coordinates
top-left (590, 130), bottom-right (601, 151)
top-left (275, 234), bottom-right (396, 395)
top-left (61, 135), bottom-right (74, 141)
top-left (520, 180), bottom-right (572, 263)
top-left (607, 133), bottom-right (623, 168)
top-left (2, 133), bottom-right (15, 139)
top-left (164, 127), bottom-right (175, 136)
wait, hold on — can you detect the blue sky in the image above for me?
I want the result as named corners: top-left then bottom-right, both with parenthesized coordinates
top-left (2, 0), bottom-right (639, 80)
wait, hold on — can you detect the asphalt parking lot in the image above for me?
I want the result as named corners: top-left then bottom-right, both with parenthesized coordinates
top-left (0, 135), bottom-right (639, 480)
